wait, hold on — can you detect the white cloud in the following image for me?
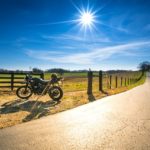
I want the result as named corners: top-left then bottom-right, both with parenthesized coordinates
top-left (25, 40), bottom-right (150, 65)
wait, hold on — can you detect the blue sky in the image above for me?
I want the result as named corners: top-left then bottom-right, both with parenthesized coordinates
top-left (0, 0), bottom-right (150, 71)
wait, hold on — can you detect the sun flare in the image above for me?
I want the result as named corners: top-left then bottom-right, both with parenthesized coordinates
top-left (77, 8), bottom-right (97, 32)
top-left (80, 12), bottom-right (94, 26)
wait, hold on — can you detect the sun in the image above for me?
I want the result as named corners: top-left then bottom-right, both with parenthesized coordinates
top-left (77, 8), bottom-right (97, 32)
top-left (80, 12), bottom-right (94, 26)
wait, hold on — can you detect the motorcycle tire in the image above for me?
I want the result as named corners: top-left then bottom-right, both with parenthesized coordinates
top-left (16, 86), bottom-right (33, 99)
top-left (49, 86), bottom-right (63, 101)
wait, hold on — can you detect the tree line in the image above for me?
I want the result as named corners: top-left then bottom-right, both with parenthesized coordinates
top-left (0, 61), bottom-right (150, 74)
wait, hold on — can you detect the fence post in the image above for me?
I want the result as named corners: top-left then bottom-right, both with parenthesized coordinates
top-left (116, 76), bottom-right (118, 88)
top-left (11, 73), bottom-right (14, 91)
top-left (133, 78), bottom-right (134, 84)
top-left (110, 75), bottom-right (112, 89)
top-left (87, 71), bottom-right (93, 95)
top-left (40, 72), bottom-right (44, 79)
top-left (125, 78), bottom-right (127, 86)
top-left (128, 78), bottom-right (130, 85)
top-left (99, 70), bottom-right (103, 92)
top-left (136, 78), bottom-right (138, 83)
top-left (121, 77), bottom-right (123, 87)
top-left (130, 78), bottom-right (131, 85)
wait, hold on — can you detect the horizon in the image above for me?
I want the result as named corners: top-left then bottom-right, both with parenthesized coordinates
top-left (0, 0), bottom-right (150, 70)
top-left (0, 67), bottom-right (139, 72)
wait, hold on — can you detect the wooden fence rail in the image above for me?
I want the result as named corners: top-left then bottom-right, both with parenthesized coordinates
top-left (0, 72), bottom-right (44, 91)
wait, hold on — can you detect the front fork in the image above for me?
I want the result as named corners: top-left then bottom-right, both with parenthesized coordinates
top-left (24, 83), bottom-right (29, 92)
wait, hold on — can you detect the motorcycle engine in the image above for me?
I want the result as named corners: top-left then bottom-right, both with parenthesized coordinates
top-left (31, 78), bottom-right (45, 95)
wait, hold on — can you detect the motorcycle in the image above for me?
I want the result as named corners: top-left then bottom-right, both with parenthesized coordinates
top-left (16, 73), bottom-right (63, 101)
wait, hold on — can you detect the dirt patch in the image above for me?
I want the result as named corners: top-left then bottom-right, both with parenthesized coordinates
top-left (0, 90), bottom-right (106, 129)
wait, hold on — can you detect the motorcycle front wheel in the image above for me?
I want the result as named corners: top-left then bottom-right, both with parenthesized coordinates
top-left (49, 86), bottom-right (63, 101)
top-left (16, 86), bottom-right (33, 99)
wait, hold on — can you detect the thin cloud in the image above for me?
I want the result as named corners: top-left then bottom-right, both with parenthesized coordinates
top-left (42, 34), bottom-right (110, 43)
top-left (32, 20), bottom-right (77, 26)
top-left (26, 49), bottom-right (65, 56)
top-left (42, 34), bottom-right (84, 41)
top-left (25, 40), bottom-right (150, 65)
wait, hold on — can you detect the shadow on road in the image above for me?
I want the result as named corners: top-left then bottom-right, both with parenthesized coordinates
top-left (0, 99), bottom-right (60, 122)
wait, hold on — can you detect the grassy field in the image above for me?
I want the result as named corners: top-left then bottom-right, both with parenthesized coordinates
top-left (0, 71), bottom-right (146, 129)
top-left (44, 72), bottom-right (90, 78)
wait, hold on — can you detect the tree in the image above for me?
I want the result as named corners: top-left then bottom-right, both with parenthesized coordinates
top-left (32, 68), bottom-right (43, 73)
top-left (45, 68), bottom-right (69, 75)
top-left (138, 61), bottom-right (150, 72)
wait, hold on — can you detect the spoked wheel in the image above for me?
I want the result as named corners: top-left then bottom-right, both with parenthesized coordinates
top-left (49, 86), bottom-right (63, 101)
top-left (16, 86), bottom-right (33, 99)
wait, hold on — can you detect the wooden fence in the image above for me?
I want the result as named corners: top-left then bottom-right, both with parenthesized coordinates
top-left (87, 70), bottom-right (144, 94)
top-left (0, 72), bottom-right (44, 91)
top-left (0, 70), bottom-right (144, 93)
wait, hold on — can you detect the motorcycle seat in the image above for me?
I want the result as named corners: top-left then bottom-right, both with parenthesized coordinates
top-left (39, 79), bottom-right (49, 84)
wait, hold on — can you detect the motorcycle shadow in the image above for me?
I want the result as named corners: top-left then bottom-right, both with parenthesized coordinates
top-left (0, 99), bottom-right (60, 122)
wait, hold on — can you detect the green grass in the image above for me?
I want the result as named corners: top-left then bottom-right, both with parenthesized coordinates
top-left (127, 72), bottom-right (146, 89)
top-left (44, 72), bottom-right (92, 79)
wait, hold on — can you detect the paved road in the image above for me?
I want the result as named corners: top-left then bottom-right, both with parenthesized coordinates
top-left (0, 75), bottom-right (150, 150)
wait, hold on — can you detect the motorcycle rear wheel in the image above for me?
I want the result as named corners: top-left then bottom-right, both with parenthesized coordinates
top-left (49, 86), bottom-right (63, 101)
top-left (16, 86), bottom-right (33, 99)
